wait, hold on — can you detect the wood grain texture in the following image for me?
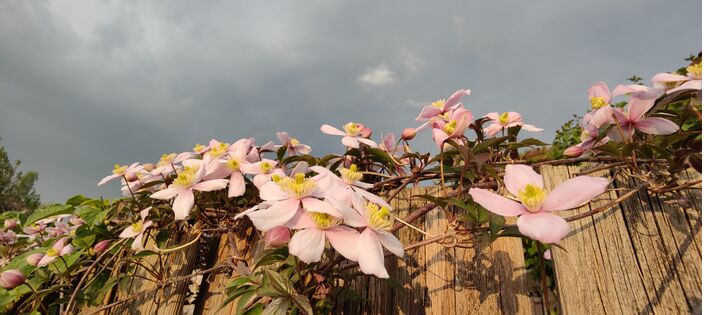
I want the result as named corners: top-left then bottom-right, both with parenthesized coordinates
top-left (542, 165), bottom-right (702, 315)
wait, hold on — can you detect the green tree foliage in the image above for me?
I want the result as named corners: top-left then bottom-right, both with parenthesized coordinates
top-left (0, 141), bottom-right (40, 212)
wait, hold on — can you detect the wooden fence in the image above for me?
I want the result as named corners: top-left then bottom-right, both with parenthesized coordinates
top-left (82, 165), bottom-right (701, 314)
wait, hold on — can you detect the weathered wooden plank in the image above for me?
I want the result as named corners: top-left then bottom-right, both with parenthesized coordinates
top-left (544, 164), bottom-right (702, 315)
top-left (394, 188), bottom-right (428, 315)
top-left (423, 186), bottom-right (456, 315)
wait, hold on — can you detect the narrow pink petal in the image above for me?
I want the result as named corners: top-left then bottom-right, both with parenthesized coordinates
top-left (634, 117), bottom-right (679, 135)
top-left (612, 84), bottom-right (650, 96)
top-left (119, 226), bottom-right (140, 239)
top-left (431, 128), bottom-right (449, 149)
top-left (375, 230), bottom-right (404, 257)
top-left (468, 188), bottom-right (527, 216)
top-left (259, 181), bottom-right (288, 201)
top-left (320, 124), bottom-right (346, 136)
top-left (354, 187), bottom-right (391, 209)
top-left (288, 228), bottom-right (326, 263)
top-left (520, 124), bottom-right (543, 132)
top-left (253, 174), bottom-right (272, 188)
top-left (192, 179), bottom-right (229, 192)
top-left (444, 89), bottom-right (471, 110)
top-left (503, 164), bottom-right (543, 197)
top-left (542, 176), bottom-right (609, 211)
top-left (276, 131), bottom-right (290, 144)
top-left (301, 198), bottom-right (341, 217)
top-left (131, 233), bottom-right (145, 251)
top-left (247, 199), bottom-right (300, 231)
top-left (517, 212), bottom-right (570, 244)
top-left (286, 209), bottom-right (317, 229)
top-left (228, 172), bottom-right (246, 198)
top-left (627, 92), bottom-right (658, 121)
top-left (37, 255), bottom-right (57, 267)
top-left (97, 174), bottom-right (120, 186)
top-left (484, 112), bottom-right (500, 120)
top-left (325, 226), bottom-right (360, 261)
top-left (587, 81), bottom-right (611, 104)
top-left (59, 244), bottom-right (73, 256)
top-left (506, 112), bottom-right (523, 124)
top-left (483, 123), bottom-right (503, 137)
top-left (328, 197), bottom-right (367, 227)
top-left (358, 228), bottom-right (389, 278)
top-left (172, 190), bottom-right (195, 220)
top-left (357, 137), bottom-right (378, 148)
top-left (651, 72), bottom-right (689, 84)
top-left (588, 105), bottom-right (614, 128)
top-left (667, 79), bottom-right (701, 93)
top-left (415, 106), bottom-right (443, 121)
top-left (607, 123), bottom-right (634, 143)
top-left (341, 136), bottom-right (359, 148)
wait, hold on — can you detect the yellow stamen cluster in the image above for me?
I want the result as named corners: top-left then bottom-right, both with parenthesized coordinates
top-left (590, 97), bottom-right (608, 110)
top-left (158, 153), bottom-right (176, 166)
top-left (207, 142), bottom-right (228, 158)
top-left (687, 62), bottom-right (702, 79)
top-left (193, 143), bottom-right (206, 153)
top-left (517, 184), bottom-right (547, 212)
top-left (339, 164), bottom-right (362, 184)
top-left (271, 174), bottom-right (283, 183)
top-left (278, 173), bottom-right (318, 198)
top-left (131, 222), bottom-right (143, 233)
top-left (580, 129), bottom-right (591, 142)
top-left (113, 164), bottom-right (128, 175)
top-left (366, 203), bottom-right (392, 230)
top-left (46, 248), bottom-right (59, 257)
top-left (343, 122), bottom-right (361, 135)
top-left (443, 120), bottom-right (457, 135)
top-left (290, 138), bottom-right (300, 146)
top-left (310, 212), bottom-right (340, 229)
top-left (226, 158), bottom-right (240, 171)
top-left (259, 161), bottom-right (273, 173)
top-left (431, 99), bottom-right (446, 109)
top-left (173, 165), bottom-right (198, 188)
top-left (498, 112), bottom-right (510, 125)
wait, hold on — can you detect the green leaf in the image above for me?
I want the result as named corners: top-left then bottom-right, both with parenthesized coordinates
top-left (263, 269), bottom-right (294, 296)
top-left (236, 290), bottom-right (257, 314)
top-left (292, 295), bottom-right (313, 315)
top-left (66, 195), bottom-right (91, 206)
top-left (262, 297), bottom-right (291, 315)
top-left (77, 205), bottom-right (106, 226)
top-left (25, 204), bottom-right (74, 225)
top-left (72, 225), bottom-right (96, 249)
top-left (489, 214), bottom-right (506, 237)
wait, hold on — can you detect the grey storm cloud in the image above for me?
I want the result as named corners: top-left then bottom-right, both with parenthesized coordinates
top-left (0, 0), bottom-right (700, 202)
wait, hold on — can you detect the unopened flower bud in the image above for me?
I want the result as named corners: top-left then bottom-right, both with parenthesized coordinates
top-left (26, 253), bottom-right (44, 266)
top-left (92, 240), bottom-right (112, 255)
top-left (563, 145), bottom-right (584, 158)
top-left (0, 270), bottom-right (25, 289)
top-left (3, 219), bottom-right (18, 230)
top-left (142, 163), bottom-right (156, 171)
top-left (401, 128), bottom-right (416, 140)
top-left (264, 226), bottom-right (291, 247)
top-left (360, 126), bottom-right (372, 139)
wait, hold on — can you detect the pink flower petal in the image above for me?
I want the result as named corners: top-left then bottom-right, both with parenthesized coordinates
top-left (132, 233), bottom-right (145, 251)
top-left (259, 181), bottom-right (288, 201)
top-left (288, 228), bottom-right (325, 263)
top-left (588, 105), bottom-right (614, 128)
top-left (634, 117), bottom-right (679, 135)
top-left (415, 106), bottom-right (443, 121)
top-left (667, 79), bottom-right (701, 93)
top-left (276, 131), bottom-right (290, 144)
top-left (247, 198), bottom-right (300, 231)
top-left (358, 228), bottom-right (389, 278)
top-left (301, 198), bottom-right (341, 217)
top-left (517, 212), bottom-right (570, 244)
top-left (587, 81), bottom-right (612, 104)
top-left (503, 164), bottom-right (543, 197)
top-left (431, 128), bottom-right (449, 149)
top-left (320, 124), bottom-right (346, 136)
top-left (173, 190), bottom-right (195, 220)
top-left (357, 137), bottom-right (378, 148)
top-left (341, 136), bottom-right (360, 148)
top-left (325, 226), bottom-right (360, 261)
top-left (542, 176), bottom-right (608, 211)
top-left (119, 225), bottom-right (141, 238)
top-left (376, 230), bottom-right (404, 257)
top-left (468, 188), bottom-right (527, 216)
top-left (228, 172), bottom-right (246, 198)
top-left (192, 179), bottom-right (229, 192)
top-left (483, 123), bottom-right (503, 137)
top-left (286, 210), bottom-right (317, 229)
top-left (97, 174), bottom-right (120, 186)
top-left (520, 124), bottom-right (543, 132)
top-left (627, 91), bottom-right (658, 121)
top-left (444, 89), bottom-right (471, 110)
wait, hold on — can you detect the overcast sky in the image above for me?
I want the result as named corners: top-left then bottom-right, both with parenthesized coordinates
top-left (0, 0), bottom-right (701, 203)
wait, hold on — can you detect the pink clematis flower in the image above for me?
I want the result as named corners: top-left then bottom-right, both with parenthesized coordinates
top-left (483, 112), bottom-right (543, 137)
top-left (275, 132), bottom-right (312, 156)
top-left (468, 165), bottom-right (608, 243)
top-left (240, 159), bottom-right (282, 188)
top-left (607, 91), bottom-right (679, 142)
top-left (310, 165), bottom-right (390, 208)
top-left (217, 139), bottom-right (257, 198)
top-left (321, 123), bottom-right (378, 149)
top-left (98, 163), bottom-right (142, 186)
top-left (415, 89), bottom-right (471, 122)
top-left (333, 195), bottom-right (403, 278)
top-left (563, 125), bottom-right (609, 157)
top-left (150, 152), bottom-right (192, 176)
top-left (582, 81), bottom-right (616, 128)
top-left (651, 62), bottom-right (702, 94)
top-left (430, 107), bottom-right (473, 149)
top-left (245, 173), bottom-right (340, 232)
top-left (287, 211), bottom-right (360, 264)
top-left (38, 238), bottom-right (74, 267)
top-left (119, 207), bottom-right (152, 251)
top-left (150, 159), bottom-right (229, 220)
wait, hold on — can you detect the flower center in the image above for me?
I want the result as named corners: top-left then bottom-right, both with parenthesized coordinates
top-left (366, 203), bottom-right (392, 230)
top-left (112, 164), bottom-right (127, 175)
top-left (131, 222), bottom-right (143, 233)
top-left (443, 120), bottom-right (457, 135)
top-left (339, 164), bottom-right (363, 184)
top-left (687, 62), bottom-right (702, 79)
top-left (310, 212), bottom-right (340, 229)
top-left (158, 153), bottom-right (176, 166)
top-left (207, 142), bottom-right (228, 158)
top-left (290, 138), bottom-right (300, 146)
top-left (517, 184), bottom-right (547, 212)
top-left (46, 248), bottom-right (59, 257)
top-left (580, 129), bottom-right (591, 142)
top-left (431, 99), bottom-right (446, 109)
top-left (590, 97), bottom-right (608, 110)
top-left (226, 158), bottom-right (240, 171)
top-left (193, 143), bottom-right (206, 153)
top-left (498, 112), bottom-right (510, 125)
top-left (259, 162), bottom-right (273, 173)
top-left (173, 165), bottom-right (198, 188)
top-left (343, 122), bottom-right (361, 136)
top-left (278, 173), bottom-right (318, 198)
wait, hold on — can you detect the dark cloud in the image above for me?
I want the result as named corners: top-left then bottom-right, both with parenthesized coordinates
top-left (0, 0), bottom-right (700, 202)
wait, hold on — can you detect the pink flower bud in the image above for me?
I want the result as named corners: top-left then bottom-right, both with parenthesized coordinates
top-left (92, 240), bottom-right (111, 255)
top-left (359, 126), bottom-right (372, 139)
top-left (543, 249), bottom-right (552, 260)
top-left (401, 128), bottom-right (416, 141)
top-left (563, 145), bottom-right (584, 157)
top-left (3, 219), bottom-right (18, 230)
top-left (26, 253), bottom-right (44, 266)
top-left (125, 172), bottom-right (139, 182)
top-left (142, 163), bottom-right (156, 171)
top-left (264, 226), bottom-right (291, 247)
top-left (0, 270), bottom-right (25, 289)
